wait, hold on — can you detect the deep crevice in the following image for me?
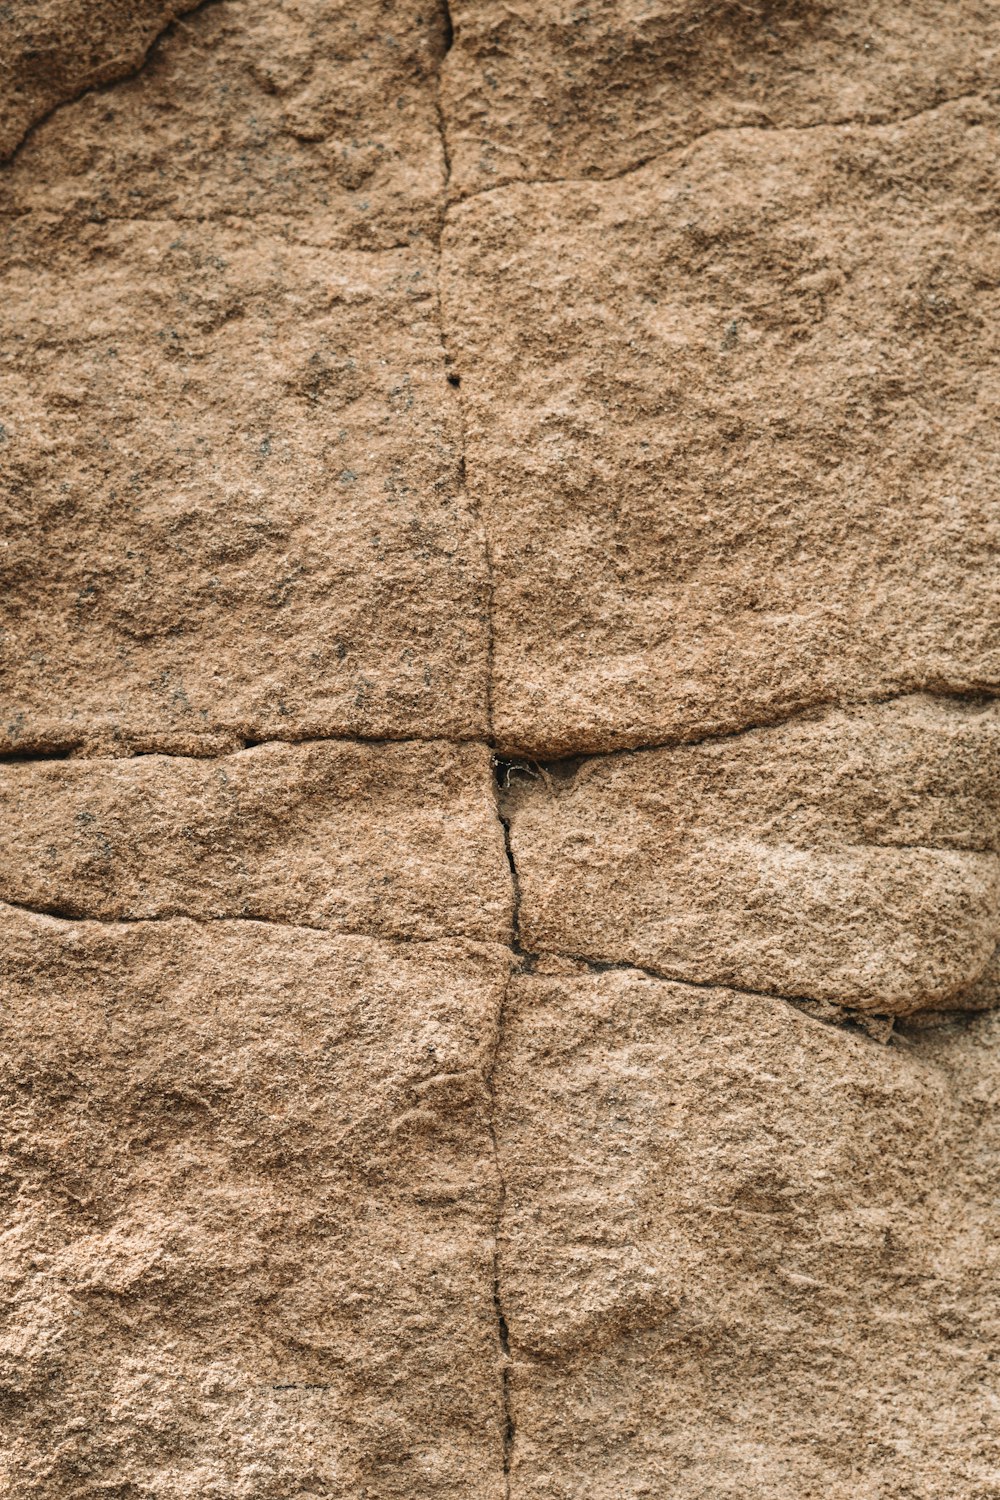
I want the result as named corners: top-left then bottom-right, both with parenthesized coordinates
top-left (0, 742), bottom-right (83, 764)
top-left (492, 757), bottom-right (534, 964)
top-left (440, 0), bottom-right (455, 55)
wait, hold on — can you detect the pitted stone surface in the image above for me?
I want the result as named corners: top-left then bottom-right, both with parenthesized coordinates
top-left (2, 0), bottom-right (449, 240)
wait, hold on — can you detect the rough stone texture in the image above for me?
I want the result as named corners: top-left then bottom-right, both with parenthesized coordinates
top-left (0, 739), bottom-right (510, 940)
top-left (0, 0), bottom-right (197, 161)
top-left (446, 99), bottom-right (1000, 754)
top-left (442, 1), bottom-right (1000, 197)
top-left (0, 0), bottom-right (483, 756)
top-left (498, 966), bottom-right (1000, 1498)
top-left (2, 0), bottom-right (449, 239)
top-left (2, 1), bottom-right (1000, 1496)
top-left (0, 908), bottom-right (510, 1497)
top-left (506, 696), bottom-right (1000, 1013)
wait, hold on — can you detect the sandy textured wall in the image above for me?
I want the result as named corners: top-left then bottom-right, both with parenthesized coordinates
top-left (0, 2), bottom-right (998, 1495)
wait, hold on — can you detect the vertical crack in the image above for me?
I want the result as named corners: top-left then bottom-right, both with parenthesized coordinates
top-left (440, 0), bottom-right (455, 56)
top-left (486, 755), bottom-right (532, 1494)
top-left (492, 757), bottom-right (533, 958)
top-left (433, 0), bottom-right (497, 740)
top-left (438, 21), bottom-right (510, 1484)
top-left (486, 980), bottom-right (515, 1495)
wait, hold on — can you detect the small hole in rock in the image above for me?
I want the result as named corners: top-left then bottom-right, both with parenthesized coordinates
top-left (447, 373), bottom-right (461, 387)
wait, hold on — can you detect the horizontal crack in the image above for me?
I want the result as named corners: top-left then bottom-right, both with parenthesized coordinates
top-left (0, 898), bottom-right (501, 950)
top-left (0, 729), bottom-right (490, 766)
top-left (517, 946), bottom-right (900, 1041)
top-left (493, 685), bottom-right (1000, 768)
top-left (2, 687), bottom-right (996, 769)
top-left (446, 91), bottom-right (992, 211)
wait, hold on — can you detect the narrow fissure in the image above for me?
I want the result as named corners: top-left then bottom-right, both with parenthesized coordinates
top-left (486, 987), bottom-right (515, 1495)
top-left (486, 755), bottom-right (530, 1492)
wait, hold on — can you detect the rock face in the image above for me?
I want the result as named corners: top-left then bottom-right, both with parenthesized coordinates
top-left (0, 912), bottom-right (510, 1496)
top-left (0, 739), bottom-right (510, 939)
top-left (1, 2), bottom-right (998, 1496)
top-left (446, 99), bottom-right (1000, 753)
top-left (498, 969), bottom-right (1000, 1498)
top-left (504, 697), bottom-right (1000, 1013)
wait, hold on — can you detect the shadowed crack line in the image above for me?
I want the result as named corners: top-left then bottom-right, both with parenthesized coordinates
top-left (516, 946), bottom-right (898, 1043)
top-left (491, 684), bottom-right (1000, 769)
top-left (488, 754), bottom-right (520, 1489)
top-left (0, 729), bottom-right (489, 764)
top-left (0, 899), bottom-right (501, 952)
top-left (486, 980), bottom-right (515, 1493)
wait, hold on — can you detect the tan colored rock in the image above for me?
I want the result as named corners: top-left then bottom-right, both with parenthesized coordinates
top-left (2, 0), bottom-right (449, 242)
top-left (0, 0), bottom-right (196, 161)
top-left (0, 906), bottom-right (510, 1497)
top-left (505, 696), bottom-right (1000, 1013)
top-left (497, 966), bottom-right (1000, 1497)
top-left (2, 2), bottom-right (999, 1495)
top-left (443, 0), bottom-right (1000, 198)
top-left (0, 738), bottom-right (510, 941)
top-left (445, 101), bottom-right (1000, 754)
top-left (0, 0), bottom-right (483, 755)
top-left (0, 221), bottom-right (486, 751)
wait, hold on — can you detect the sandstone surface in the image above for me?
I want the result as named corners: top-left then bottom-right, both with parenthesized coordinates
top-left (1, 1), bottom-right (998, 1496)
